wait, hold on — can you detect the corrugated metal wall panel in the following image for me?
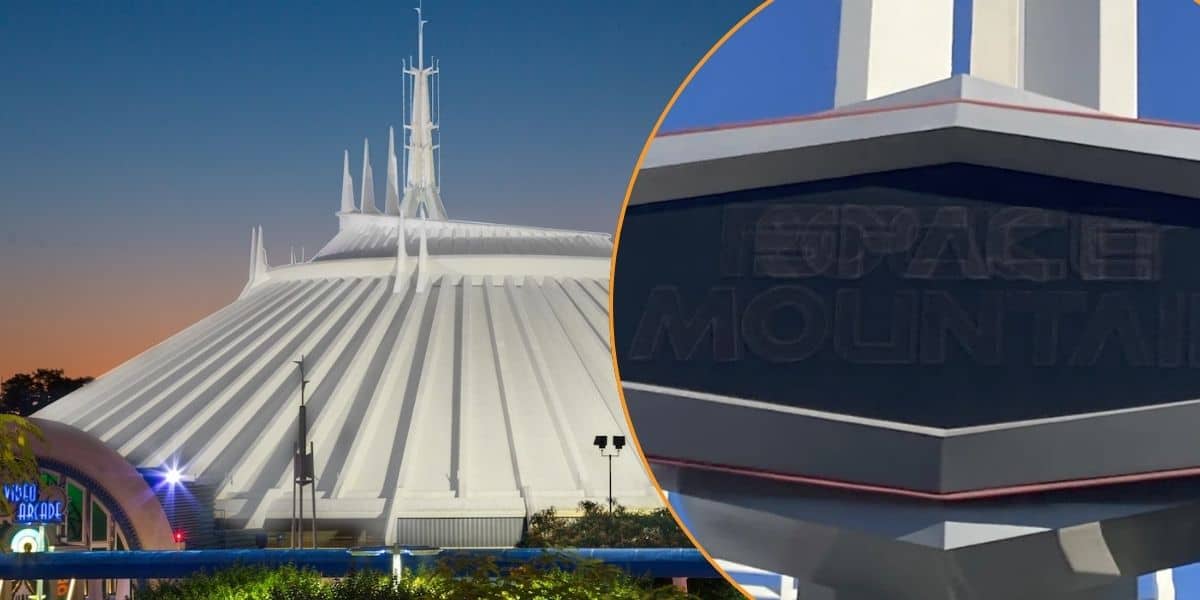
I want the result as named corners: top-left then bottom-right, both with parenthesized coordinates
top-left (394, 517), bottom-right (525, 548)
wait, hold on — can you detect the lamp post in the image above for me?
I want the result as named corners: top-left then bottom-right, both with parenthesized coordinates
top-left (293, 355), bottom-right (316, 549)
top-left (592, 435), bottom-right (625, 515)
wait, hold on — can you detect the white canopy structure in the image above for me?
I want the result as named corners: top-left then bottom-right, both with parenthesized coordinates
top-left (37, 7), bottom-right (657, 547)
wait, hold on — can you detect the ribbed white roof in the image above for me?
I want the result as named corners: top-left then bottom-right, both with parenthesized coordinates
top-left (36, 215), bottom-right (657, 542)
top-left (314, 214), bottom-right (613, 262)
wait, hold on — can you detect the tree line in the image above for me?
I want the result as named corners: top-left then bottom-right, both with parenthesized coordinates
top-left (0, 368), bottom-right (92, 417)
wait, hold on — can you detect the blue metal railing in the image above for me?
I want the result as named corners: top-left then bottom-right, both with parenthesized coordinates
top-left (0, 548), bottom-right (720, 580)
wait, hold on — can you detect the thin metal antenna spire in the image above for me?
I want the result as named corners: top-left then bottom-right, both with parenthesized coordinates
top-left (401, 58), bottom-right (408, 189)
top-left (435, 57), bottom-right (441, 191)
top-left (416, 3), bottom-right (426, 71)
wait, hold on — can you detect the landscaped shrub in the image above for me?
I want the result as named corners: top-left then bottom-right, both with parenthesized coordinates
top-left (684, 578), bottom-right (750, 600)
top-left (137, 554), bottom-right (714, 599)
top-left (420, 553), bottom-right (691, 599)
top-left (140, 564), bottom-right (329, 600)
top-left (517, 501), bottom-right (747, 598)
top-left (519, 500), bottom-right (693, 548)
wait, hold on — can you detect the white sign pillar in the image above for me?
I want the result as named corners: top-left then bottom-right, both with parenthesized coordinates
top-left (970, 0), bottom-right (1138, 117)
top-left (834, 0), bottom-right (954, 107)
top-left (1154, 569), bottom-right (1176, 600)
top-left (969, 0), bottom-right (1024, 88)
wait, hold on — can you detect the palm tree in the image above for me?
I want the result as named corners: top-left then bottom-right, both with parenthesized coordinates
top-left (0, 415), bottom-right (43, 520)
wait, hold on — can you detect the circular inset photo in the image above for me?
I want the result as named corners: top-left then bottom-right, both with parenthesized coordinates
top-left (612, 1), bottom-right (1200, 599)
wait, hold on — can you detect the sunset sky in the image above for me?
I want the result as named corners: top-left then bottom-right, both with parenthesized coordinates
top-left (0, 0), bottom-right (759, 380)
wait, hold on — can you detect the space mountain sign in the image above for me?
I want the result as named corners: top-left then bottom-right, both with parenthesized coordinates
top-left (3, 482), bottom-right (65, 525)
top-left (631, 202), bottom-right (1178, 368)
top-left (615, 177), bottom-right (1200, 428)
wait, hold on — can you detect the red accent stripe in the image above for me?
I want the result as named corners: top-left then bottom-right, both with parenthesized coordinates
top-left (647, 455), bottom-right (1200, 501)
top-left (656, 98), bottom-right (1200, 138)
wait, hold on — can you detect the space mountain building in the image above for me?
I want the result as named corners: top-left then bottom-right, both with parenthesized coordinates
top-left (36, 10), bottom-right (659, 547)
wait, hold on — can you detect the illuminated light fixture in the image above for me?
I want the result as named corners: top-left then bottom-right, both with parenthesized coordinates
top-left (164, 467), bottom-right (183, 486)
top-left (173, 530), bottom-right (185, 544)
top-left (10, 528), bottom-right (43, 553)
top-left (593, 435), bottom-right (625, 515)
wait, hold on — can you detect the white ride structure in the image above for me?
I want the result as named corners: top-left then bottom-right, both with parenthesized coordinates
top-left (37, 6), bottom-right (658, 547)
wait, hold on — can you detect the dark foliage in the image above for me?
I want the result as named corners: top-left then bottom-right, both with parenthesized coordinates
top-left (519, 500), bottom-right (693, 548)
top-left (135, 556), bottom-right (727, 599)
top-left (0, 369), bottom-right (92, 416)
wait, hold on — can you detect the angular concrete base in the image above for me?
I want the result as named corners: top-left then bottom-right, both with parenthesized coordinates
top-left (658, 464), bottom-right (1200, 600)
top-left (795, 578), bottom-right (1136, 600)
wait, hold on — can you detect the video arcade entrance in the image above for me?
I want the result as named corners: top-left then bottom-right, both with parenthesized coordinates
top-left (3, 465), bottom-right (136, 600)
top-left (0, 419), bottom-right (180, 600)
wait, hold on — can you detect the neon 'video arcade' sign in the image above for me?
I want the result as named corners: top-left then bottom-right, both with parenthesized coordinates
top-left (4, 483), bottom-right (64, 525)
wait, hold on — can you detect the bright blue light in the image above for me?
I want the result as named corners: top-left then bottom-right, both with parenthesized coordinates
top-left (164, 467), bottom-right (182, 486)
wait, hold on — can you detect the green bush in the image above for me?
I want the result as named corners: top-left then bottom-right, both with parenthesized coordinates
top-left (140, 564), bottom-right (329, 600)
top-left (515, 501), bottom-right (747, 598)
top-left (137, 554), bottom-right (733, 600)
top-left (519, 501), bottom-right (692, 548)
top-left (684, 578), bottom-right (749, 600)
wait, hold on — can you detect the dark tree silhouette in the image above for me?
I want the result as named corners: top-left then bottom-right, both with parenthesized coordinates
top-left (0, 369), bottom-right (93, 416)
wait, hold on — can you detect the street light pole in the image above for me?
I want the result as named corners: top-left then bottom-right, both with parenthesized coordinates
top-left (593, 435), bottom-right (626, 516)
top-left (293, 355), bottom-right (313, 549)
top-left (607, 453), bottom-right (614, 515)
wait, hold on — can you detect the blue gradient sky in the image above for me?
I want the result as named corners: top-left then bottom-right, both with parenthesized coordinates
top-left (0, 0), bottom-right (760, 378)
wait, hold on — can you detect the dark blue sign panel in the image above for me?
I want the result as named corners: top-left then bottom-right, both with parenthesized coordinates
top-left (4, 483), bottom-right (64, 525)
top-left (614, 165), bottom-right (1200, 428)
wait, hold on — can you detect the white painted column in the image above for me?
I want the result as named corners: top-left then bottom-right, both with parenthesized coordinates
top-left (1154, 569), bottom-right (1176, 600)
top-left (970, 0), bottom-right (1024, 88)
top-left (834, 0), bottom-right (954, 106)
top-left (779, 575), bottom-right (797, 600)
top-left (971, 0), bottom-right (1137, 117)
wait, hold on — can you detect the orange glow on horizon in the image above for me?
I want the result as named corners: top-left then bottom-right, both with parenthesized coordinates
top-left (0, 264), bottom-right (237, 383)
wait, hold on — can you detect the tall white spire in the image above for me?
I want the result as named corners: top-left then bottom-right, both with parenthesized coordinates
top-left (247, 226), bottom-right (259, 282)
top-left (385, 126), bottom-right (402, 215)
top-left (400, 4), bottom-right (448, 220)
top-left (241, 225), bottom-right (270, 297)
top-left (360, 138), bottom-right (379, 214)
top-left (255, 226), bottom-right (268, 278)
top-left (340, 150), bottom-right (356, 213)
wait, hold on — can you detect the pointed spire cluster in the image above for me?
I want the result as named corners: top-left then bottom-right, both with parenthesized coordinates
top-left (335, 3), bottom-right (447, 222)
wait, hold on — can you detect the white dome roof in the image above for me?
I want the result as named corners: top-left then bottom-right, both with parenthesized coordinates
top-left (37, 215), bottom-right (658, 545)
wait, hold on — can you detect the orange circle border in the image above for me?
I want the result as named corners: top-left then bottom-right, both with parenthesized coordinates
top-left (607, 2), bottom-right (775, 598)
